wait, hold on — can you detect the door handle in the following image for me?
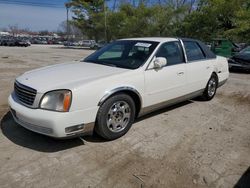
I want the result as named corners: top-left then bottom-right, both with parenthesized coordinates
top-left (206, 66), bottom-right (211, 69)
top-left (177, 71), bottom-right (184, 75)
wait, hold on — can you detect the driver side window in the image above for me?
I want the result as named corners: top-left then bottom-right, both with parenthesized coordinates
top-left (155, 41), bottom-right (184, 66)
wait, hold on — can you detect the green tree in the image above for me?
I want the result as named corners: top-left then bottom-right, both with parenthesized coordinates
top-left (107, 3), bottom-right (188, 40)
top-left (180, 0), bottom-right (250, 42)
top-left (69, 0), bottom-right (106, 41)
top-left (225, 2), bottom-right (250, 43)
top-left (68, 1), bottom-right (188, 41)
top-left (68, 0), bottom-right (250, 43)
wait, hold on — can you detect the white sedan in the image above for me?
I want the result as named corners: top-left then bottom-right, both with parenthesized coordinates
top-left (8, 37), bottom-right (229, 140)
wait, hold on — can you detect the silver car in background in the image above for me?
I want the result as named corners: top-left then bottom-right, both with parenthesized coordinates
top-left (81, 40), bottom-right (96, 48)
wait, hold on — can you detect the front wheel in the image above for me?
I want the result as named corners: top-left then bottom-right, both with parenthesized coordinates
top-left (201, 74), bottom-right (218, 101)
top-left (95, 93), bottom-right (135, 140)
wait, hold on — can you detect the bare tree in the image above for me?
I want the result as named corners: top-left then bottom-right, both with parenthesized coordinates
top-left (8, 24), bottom-right (19, 37)
top-left (189, 0), bottom-right (197, 13)
top-left (58, 21), bottom-right (83, 39)
top-left (162, 0), bottom-right (198, 9)
top-left (112, 0), bottom-right (117, 11)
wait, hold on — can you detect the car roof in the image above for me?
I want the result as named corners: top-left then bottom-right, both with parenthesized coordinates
top-left (120, 37), bottom-right (178, 43)
top-left (119, 37), bottom-right (216, 59)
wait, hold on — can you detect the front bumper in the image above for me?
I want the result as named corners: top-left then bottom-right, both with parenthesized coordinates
top-left (8, 94), bottom-right (95, 138)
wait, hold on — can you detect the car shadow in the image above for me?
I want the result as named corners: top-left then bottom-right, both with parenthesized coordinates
top-left (0, 111), bottom-right (84, 153)
top-left (234, 166), bottom-right (250, 188)
top-left (1, 100), bottom-right (193, 150)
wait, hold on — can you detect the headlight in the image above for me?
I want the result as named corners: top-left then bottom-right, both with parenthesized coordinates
top-left (40, 90), bottom-right (72, 112)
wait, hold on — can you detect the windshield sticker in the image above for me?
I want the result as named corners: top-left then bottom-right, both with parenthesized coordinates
top-left (135, 42), bottom-right (152, 48)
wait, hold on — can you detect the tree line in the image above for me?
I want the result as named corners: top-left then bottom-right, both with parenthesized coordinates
top-left (67, 0), bottom-right (250, 43)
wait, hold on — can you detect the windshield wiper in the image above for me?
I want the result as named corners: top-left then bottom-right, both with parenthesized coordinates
top-left (84, 59), bottom-right (96, 63)
top-left (101, 62), bottom-right (117, 67)
top-left (84, 60), bottom-right (117, 67)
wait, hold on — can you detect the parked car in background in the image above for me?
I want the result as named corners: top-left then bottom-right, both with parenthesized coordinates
top-left (228, 46), bottom-right (250, 71)
top-left (0, 38), bottom-right (8, 46)
top-left (6, 38), bottom-right (16, 46)
top-left (0, 37), bottom-right (31, 47)
top-left (237, 43), bottom-right (248, 50)
top-left (15, 39), bottom-right (31, 47)
top-left (30, 38), bottom-right (43, 44)
top-left (90, 40), bottom-right (108, 49)
top-left (9, 37), bottom-right (229, 140)
top-left (211, 38), bottom-right (241, 58)
top-left (64, 41), bottom-right (75, 46)
top-left (1, 36), bottom-right (63, 46)
top-left (82, 40), bottom-right (96, 48)
top-left (40, 40), bottom-right (48, 44)
top-left (30, 38), bottom-right (48, 44)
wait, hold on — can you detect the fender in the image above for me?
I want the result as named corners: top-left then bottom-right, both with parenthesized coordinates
top-left (98, 86), bottom-right (142, 107)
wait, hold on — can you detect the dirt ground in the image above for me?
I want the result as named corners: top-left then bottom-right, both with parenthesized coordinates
top-left (0, 45), bottom-right (249, 188)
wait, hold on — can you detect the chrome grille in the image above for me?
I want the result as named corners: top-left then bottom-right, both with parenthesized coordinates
top-left (14, 82), bottom-right (37, 106)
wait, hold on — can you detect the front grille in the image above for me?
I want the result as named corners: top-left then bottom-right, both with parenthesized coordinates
top-left (14, 81), bottom-right (37, 106)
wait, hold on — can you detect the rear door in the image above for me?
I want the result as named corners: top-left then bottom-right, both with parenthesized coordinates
top-left (183, 41), bottom-right (213, 93)
top-left (144, 41), bottom-right (187, 107)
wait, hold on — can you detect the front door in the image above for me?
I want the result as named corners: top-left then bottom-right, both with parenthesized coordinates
top-left (144, 41), bottom-right (187, 107)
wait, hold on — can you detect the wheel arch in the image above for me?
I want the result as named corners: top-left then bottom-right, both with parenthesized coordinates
top-left (211, 71), bottom-right (219, 85)
top-left (98, 87), bottom-right (142, 117)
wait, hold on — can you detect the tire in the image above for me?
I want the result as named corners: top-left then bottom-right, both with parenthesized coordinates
top-left (95, 93), bottom-right (136, 140)
top-left (201, 73), bottom-right (218, 101)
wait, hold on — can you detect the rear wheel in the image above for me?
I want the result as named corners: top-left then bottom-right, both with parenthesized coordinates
top-left (201, 73), bottom-right (218, 101)
top-left (95, 93), bottom-right (135, 140)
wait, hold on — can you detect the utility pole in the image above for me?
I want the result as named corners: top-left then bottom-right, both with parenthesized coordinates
top-left (104, 0), bottom-right (107, 42)
top-left (65, 2), bottom-right (70, 41)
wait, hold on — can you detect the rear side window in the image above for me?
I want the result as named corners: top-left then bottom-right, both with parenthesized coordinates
top-left (156, 41), bottom-right (184, 66)
top-left (183, 41), bottom-right (205, 61)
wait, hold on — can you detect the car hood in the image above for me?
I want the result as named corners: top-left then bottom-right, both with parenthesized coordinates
top-left (16, 61), bottom-right (128, 93)
top-left (233, 53), bottom-right (250, 63)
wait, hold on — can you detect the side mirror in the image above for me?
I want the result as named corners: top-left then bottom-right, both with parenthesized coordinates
top-left (154, 57), bottom-right (167, 69)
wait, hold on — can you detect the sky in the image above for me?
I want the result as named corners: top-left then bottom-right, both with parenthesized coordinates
top-left (0, 0), bottom-right (121, 31)
top-left (0, 0), bottom-right (72, 31)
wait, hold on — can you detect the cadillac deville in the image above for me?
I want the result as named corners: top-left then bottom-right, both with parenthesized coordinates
top-left (8, 38), bottom-right (229, 140)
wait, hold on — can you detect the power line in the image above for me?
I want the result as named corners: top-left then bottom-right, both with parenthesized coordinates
top-left (0, 0), bottom-right (65, 8)
top-left (0, 1), bottom-right (64, 8)
top-left (0, 0), bottom-right (64, 5)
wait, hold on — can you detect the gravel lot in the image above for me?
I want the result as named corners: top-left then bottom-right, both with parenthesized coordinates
top-left (0, 45), bottom-right (249, 188)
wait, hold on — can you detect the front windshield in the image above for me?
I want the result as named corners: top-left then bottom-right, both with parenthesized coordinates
top-left (240, 47), bottom-right (250, 54)
top-left (84, 40), bottom-right (159, 69)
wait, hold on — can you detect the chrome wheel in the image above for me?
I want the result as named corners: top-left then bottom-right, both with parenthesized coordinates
top-left (207, 77), bottom-right (217, 97)
top-left (106, 101), bottom-right (131, 133)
